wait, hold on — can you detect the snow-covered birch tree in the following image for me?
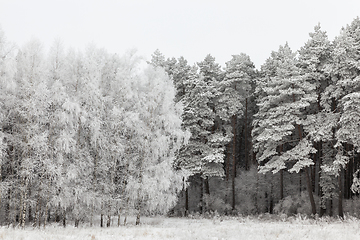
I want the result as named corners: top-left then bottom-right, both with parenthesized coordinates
top-left (121, 63), bottom-right (189, 224)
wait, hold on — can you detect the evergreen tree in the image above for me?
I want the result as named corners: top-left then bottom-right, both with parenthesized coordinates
top-left (218, 53), bottom-right (255, 209)
top-left (147, 49), bottom-right (166, 68)
top-left (298, 24), bottom-right (333, 216)
top-left (322, 17), bottom-right (360, 217)
top-left (253, 43), bottom-right (317, 214)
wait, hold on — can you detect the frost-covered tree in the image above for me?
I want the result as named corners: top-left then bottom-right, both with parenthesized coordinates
top-left (122, 64), bottom-right (189, 224)
top-left (253, 43), bottom-right (317, 214)
top-left (8, 39), bottom-right (51, 228)
top-left (176, 55), bottom-right (227, 214)
top-left (0, 28), bottom-right (16, 224)
top-left (147, 49), bottom-right (166, 68)
top-left (322, 17), bottom-right (360, 217)
top-left (218, 53), bottom-right (255, 209)
top-left (297, 24), bottom-right (333, 216)
top-left (179, 66), bottom-right (225, 176)
top-left (168, 56), bottom-right (192, 103)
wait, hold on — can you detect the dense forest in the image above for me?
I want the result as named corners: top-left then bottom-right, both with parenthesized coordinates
top-left (1, 17), bottom-right (360, 228)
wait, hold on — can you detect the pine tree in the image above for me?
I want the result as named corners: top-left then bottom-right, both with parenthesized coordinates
top-left (147, 49), bottom-right (166, 68)
top-left (298, 24), bottom-right (333, 216)
top-left (218, 53), bottom-right (255, 210)
top-left (253, 43), bottom-right (317, 214)
top-left (323, 17), bottom-right (360, 217)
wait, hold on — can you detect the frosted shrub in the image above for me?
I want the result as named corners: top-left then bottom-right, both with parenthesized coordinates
top-left (274, 192), bottom-right (320, 216)
top-left (274, 195), bottom-right (300, 216)
top-left (235, 166), bottom-right (274, 215)
top-left (344, 196), bottom-right (360, 217)
top-left (203, 194), bottom-right (232, 215)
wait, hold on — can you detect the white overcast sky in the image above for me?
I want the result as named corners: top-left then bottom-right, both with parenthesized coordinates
top-left (0, 0), bottom-right (359, 69)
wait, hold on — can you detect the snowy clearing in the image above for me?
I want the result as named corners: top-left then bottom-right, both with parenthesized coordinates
top-left (0, 216), bottom-right (359, 240)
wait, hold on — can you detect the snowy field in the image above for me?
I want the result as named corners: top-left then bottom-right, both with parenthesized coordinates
top-left (0, 216), bottom-right (359, 240)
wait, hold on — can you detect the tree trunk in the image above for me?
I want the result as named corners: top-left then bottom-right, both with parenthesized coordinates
top-left (62, 209), bottom-right (66, 228)
top-left (338, 169), bottom-right (344, 218)
top-left (329, 199), bottom-right (333, 217)
top-left (185, 188), bottom-right (189, 216)
top-left (107, 215), bottom-right (111, 227)
top-left (28, 204), bottom-right (32, 224)
top-left (318, 141), bottom-right (326, 217)
top-left (199, 177), bottom-right (203, 214)
top-left (135, 212), bottom-right (141, 225)
top-left (244, 98), bottom-right (249, 170)
top-left (123, 215), bottom-right (127, 226)
top-left (254, 171), bottom-right (259, 214)
top-left (100, 213), bottom-right (104, 227)
top-left (38, 198), bottom-right (41, 228)
top-left (21, 179), bottom-right (27, 228)
top-left (231, 115), bottom-right (237, 211)
top-left (6, 189), bottom-right (10, 226)
top-left (231, 175), bottom-right (236, 211)
top-left (90, 204), bottom-right (93, 227)
top-left (299, 170), bottom-right (302, 195)
top-left (305, 167), bottom-right (316, 215)
top-left (34, 195), bottom-right (39, 228)
top-left (43, 191), bottom-right (50, 229)
top-left (280, 169), bottom-right (284, 200)
top-left (118, 209), bottom-right (121, 227)
top-left (279, 144), bottom-right (284, 200)
top-left (269, 180), bottom-right (274, 214)
top-left (225, 146), bottom-right (230, 182)
top-left (74, 219), bottom-right (79, 227)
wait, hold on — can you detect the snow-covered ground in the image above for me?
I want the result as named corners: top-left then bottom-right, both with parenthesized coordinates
top-left (0, 216), bottom-right (359, 240)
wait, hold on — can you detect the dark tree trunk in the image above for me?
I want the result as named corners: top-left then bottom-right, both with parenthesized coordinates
top-left (311, 166), bottom-right (316, 192)
top-left (135, 212), bottom-right (140, 225)
top-left (74, 219), bottom-right (79, 228)
top-left (318, 141), bottom-right (326, 217)
top-left (100, 213), bottom-right (104, 227)
top-left (305, 167), bottom-right (317, 215)
top-left (28, 202), bottom-right (32, 223)
top-left (118, 209), bottom-right (121, 227)
top-left (225, 146), bottom-right (230, 182)
top-left (205, 177), bottom-right (210, 195)
top-left (299, 170), bottom-right (302, 195)
top-left (279, 145), bottom-right (284, 200)
top-left (62, 210), bottom-right (66, 228)
top-left (269, 181), bottom-right (274, 214)
top-left (107, 215), bottom-right (111, 227)
top-left (199, 177), bottom-right (203, 214)
top-left (232, 115), bottom-right (237, 211)
top-left (55, 204), bottom-right (60, 223)
top-left (338, 170), bottom-right (344, 218)
top-left (38, 197), bottom-right (41, 228)
top-left (185, 188), bottom-right (189, 216)
top-left (254, 171), bottom-right (259, 214)
top-left (280, 169), bottom-right (284, 200)
top-left (329, 199), bottom-right (333, 217)
top-left (244, 98), bottom-right (249, 170)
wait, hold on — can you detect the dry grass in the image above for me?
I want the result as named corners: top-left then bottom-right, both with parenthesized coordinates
top-left (0, 216), bottom-right (359, 240)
